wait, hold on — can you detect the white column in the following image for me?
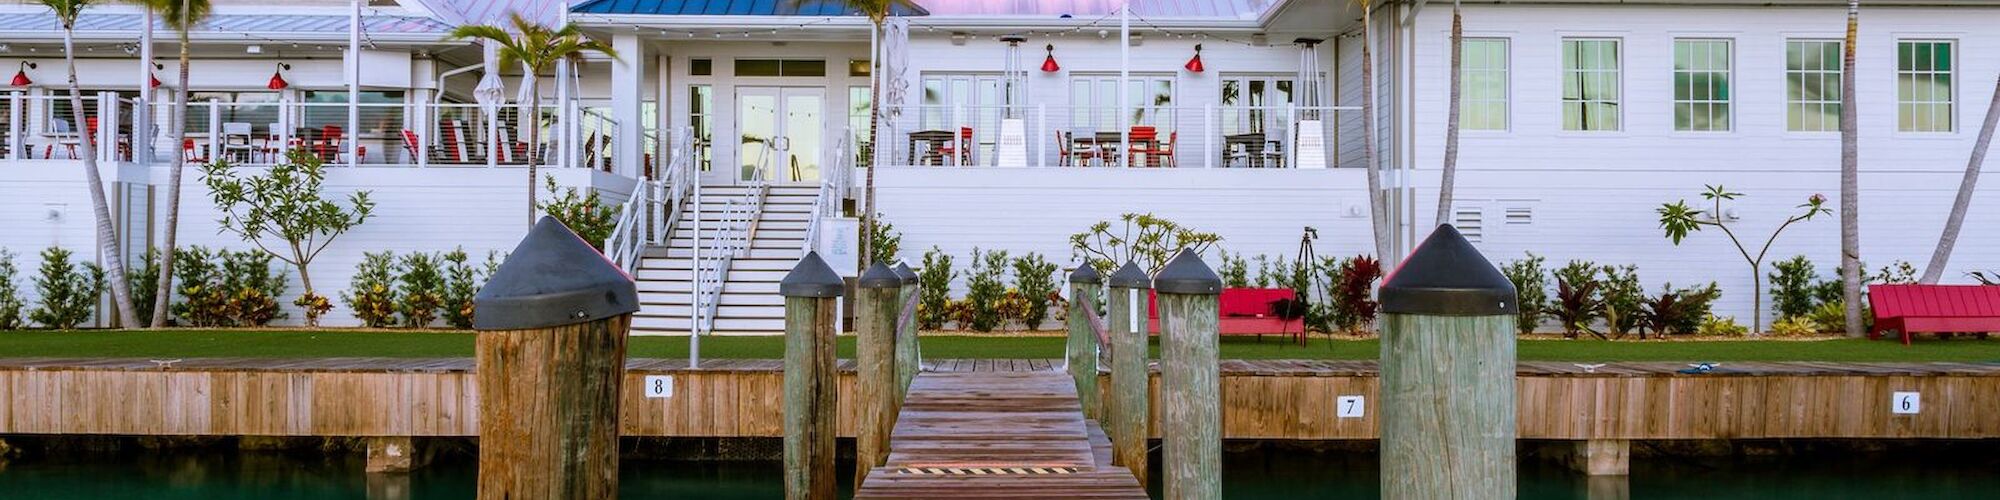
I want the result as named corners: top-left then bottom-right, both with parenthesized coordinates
top-left (347, 0), bottom-right (362, 166)
top-left (656, 52), bottom-right (672, 175)
top-left (612, 34), bottom-right (645, 178)
top-left (97, 92), bottom-right (118, 163)
top-left (1118, 2), bottom-right (1130, 168)
top-left (136, 9), bottom-right (154, 164)
top-left (556, 61), bottom-right (572, 169)
top-left (6, 92), bottom-right (21, 161)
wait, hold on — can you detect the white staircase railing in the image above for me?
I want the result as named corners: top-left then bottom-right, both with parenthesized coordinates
top-left (802, 137), bottom-right (851, 253)
top-left (604, 127), bottom-right (695, 273)
top-left (693, 141), bottom-right (773, 335)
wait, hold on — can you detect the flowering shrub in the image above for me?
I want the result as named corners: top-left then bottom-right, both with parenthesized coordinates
top-left (396, 252), bottom-right (446, 328)
top-left (963, 248), bottom-right (1010, 332)
top-left (343, 251), bottom-right (400, 328)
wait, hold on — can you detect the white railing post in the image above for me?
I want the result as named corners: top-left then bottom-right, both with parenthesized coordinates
top-left (96, 92), bottom-right (118, 163)
top-left (1035, 103), bottom-right (1047, 168)
top-left (278, 94), bottom-right (293, 162)
top-left (416, 101), bottom-right (430, 168)
top-left (132, 92), bottom-right (150, 164)
top-left (5, 92), bottom-right (20, 162)
top-left (207, 98), bottom-right (222, 164)
top-left (486, 104), bottom-right (499, 168)
top-left (1204, 104), bottom-right (1215, 169)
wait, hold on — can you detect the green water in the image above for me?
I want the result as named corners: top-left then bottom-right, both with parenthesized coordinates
top-left (2, 447), bottom-right (1997, 499)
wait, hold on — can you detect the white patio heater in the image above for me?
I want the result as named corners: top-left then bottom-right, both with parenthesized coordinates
top-left (996, 35), bottom-right (1030, 167)
top-left (1294, 38), bottom-right (1329, 169)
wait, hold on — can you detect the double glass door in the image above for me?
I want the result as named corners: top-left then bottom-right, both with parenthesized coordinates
top-left (736, 87), bottom-right (823, 184)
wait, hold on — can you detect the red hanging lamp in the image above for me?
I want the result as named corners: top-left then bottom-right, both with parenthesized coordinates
top-left (1040, 44), bottom-right (1060, 73)
top-left (1184, 44), bottom-right (1205, 73)
top-left (266, 62), bottom-right (290, 90)
top-left (9, 62), bottom-right (33, 87)
top-left (147, 62), bottom-right (163, 89)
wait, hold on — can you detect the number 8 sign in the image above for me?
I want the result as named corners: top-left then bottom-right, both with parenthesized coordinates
top-left (645, 375), bottom-right (674, 398)
top-left (1892, 392), bottom-right (1919, 415)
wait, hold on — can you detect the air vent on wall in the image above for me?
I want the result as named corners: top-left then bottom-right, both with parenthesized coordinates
top-left (1453, 207), bottom-right (1484, 242)
top-left (1505, 206), bottom-right (1533, 225)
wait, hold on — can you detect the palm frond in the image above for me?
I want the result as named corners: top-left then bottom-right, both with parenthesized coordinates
top-left (124, 0), bottom-right (213, 32)
top-left (36, 0), bottom-right (90, 28)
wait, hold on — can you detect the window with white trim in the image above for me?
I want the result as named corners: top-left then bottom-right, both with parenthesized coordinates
top-left (1673, 39), bottom-right (1732, 131)
top-left (1897, 40), bottom-right (1955, 132)
top-left (1461, 38), bottom-right (1509, 130)
top-left (1069, 75), bottom-right (1175, 134)
top-left (1785, 40), bottom-right (1842, 132)
top-left (1561, 38), bottom-right (1621, 131)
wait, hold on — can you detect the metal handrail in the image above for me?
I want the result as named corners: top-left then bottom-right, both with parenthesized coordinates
top-left (693, 141), bottom-right (772, 332)
top-left (802, 137), bottom-right (850, 254)
top-left (604, 127), bottom-right (694, 273)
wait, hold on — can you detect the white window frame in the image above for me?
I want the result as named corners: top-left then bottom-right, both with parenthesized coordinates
top-left (1560, 37), bottom-right (1623, 132)
top-left (1460, 37), bottom-right (1511, 132)
top-left (1895, 39), bottom-right (1957, 133)
top-left (1671, 38), bottom-right (1733, 132)
top-left (1784, 39), bottom-right (1844, 133)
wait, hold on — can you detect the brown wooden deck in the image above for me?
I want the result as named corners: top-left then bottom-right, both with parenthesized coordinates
top-left (852, 370), bottom-right (1148, 499)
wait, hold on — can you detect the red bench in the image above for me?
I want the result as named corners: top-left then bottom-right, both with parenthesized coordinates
top-left (1867, 284), bottom-right (2000, 345)
top-left (1144, 288), bottom-right (1307, 345)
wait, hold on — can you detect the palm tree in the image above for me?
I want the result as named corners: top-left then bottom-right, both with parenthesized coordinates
top-left (129, 0), bottom-right (209, 327)
top-left (42, 0), bottom-right (141, 328)
top-left (816, 0), bottom-right (919, 263)
top-left (1435, 0), bottom-right (1464, 226)
top-left (1355, 0), bottom-right (1392, 260)
top-left (1838, 0), bottom-right (1863, 337)
top-left (1919, 73), bottom-right (1999, 283)
top-left (450, 13), bottom-right (617, 228)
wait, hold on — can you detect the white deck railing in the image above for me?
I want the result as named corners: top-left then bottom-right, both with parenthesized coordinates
top-left (604, 127), bottom-right (695, 274)
top-left (873, 104), bottom-right (1358, 169)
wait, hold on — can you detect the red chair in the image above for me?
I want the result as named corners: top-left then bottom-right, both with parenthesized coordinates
top-left (181, 138), bottom-right (209, 164)
top-left (1056, 130), bottom-right (1096, 167)
top-left (1868, 284), bottom-right (2000, 345)
top-left (1143, 288), bottom-right (1309, 345)
top-left (400, 130), bottom-right (421, 163)
top-left (934, 126), bottom-right (973, 166)
top-left (1126, 126), bottom-right (1161, 167)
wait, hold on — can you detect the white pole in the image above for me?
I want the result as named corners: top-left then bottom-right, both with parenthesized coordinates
top-left (691, 171), bottom-right (703, 368)
top-left (1119, 1), bottom-right (1130, 169)
top-left (348, 0), bottom-right (362, 166)
top-left (136, 10), bottom-right (154, 164)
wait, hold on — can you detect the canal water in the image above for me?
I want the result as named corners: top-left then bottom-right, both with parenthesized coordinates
top-left (2, 444), bottom-right (1996, 499)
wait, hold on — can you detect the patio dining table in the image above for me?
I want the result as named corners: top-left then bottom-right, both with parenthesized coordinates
top-left (907, 129), bottom-right (956, 166)
top-left (1075, 131), bottom-right (1159, 167)
top-left (1224, 132), bottom-right (1283, 168)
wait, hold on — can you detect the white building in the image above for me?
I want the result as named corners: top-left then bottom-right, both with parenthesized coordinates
top-left (2, 0), bottom-right (1996, 334)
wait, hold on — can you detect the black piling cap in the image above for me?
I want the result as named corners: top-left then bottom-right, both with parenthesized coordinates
top-left (1379, 224), bottom-right (1518, 316)
top-left (1107, 261), bottom-right (1152, 289)
top-left (1068, 263), bottom-right (1101, 284)
top-left (859, 262), bottom-right (901, 289)
top-left (893, 261), bottom-right (918, 285)
top-left (473, 216), bottom-right (640, 330)
top-left (1154, 249), bottom-right (1222, 295)
top-left (780, 251), bottom-right (846, 297)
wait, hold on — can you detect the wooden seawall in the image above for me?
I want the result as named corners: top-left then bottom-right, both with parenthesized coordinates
top-left (2, 358), bottom-right (1996, 440)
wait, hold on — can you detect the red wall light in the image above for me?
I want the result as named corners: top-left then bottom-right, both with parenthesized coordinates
top-left (1040, 44), bottom-right (1060, 73)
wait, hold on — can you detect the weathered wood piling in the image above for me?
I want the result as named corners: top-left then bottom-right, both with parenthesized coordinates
top-left (1105, 261), bottom-right (1152, 487)
top-left (893, 262), bottom-right (921, 402)
top-left (1066, 264), bottom-right (1103, 421)
top-left (855, 262), bottom-right (901, 486)
top-left (1378, 225), bottom-right (1519, 499)
top-left (472, 216), bottom-right (639, 500)
top-left (1156, 249), bottom-right (1223, 500)
top-left (781, 252), bottom-right (845, 500)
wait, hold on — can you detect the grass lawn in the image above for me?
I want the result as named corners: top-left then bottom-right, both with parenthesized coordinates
top-left (1, 329), bottom-right (1997, 363)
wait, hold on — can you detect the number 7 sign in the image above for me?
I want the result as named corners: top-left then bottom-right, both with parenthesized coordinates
top-left (1337, 395), bottom-right (1365, 418)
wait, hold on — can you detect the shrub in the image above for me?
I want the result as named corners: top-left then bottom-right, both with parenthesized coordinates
top-left (441, 249), bottom-right (497, 330)
top-left (916, 247), bottom-right (955, 330)
top-left (1011, 253), bottom-right (1059, 330)
top-left (169, 246), bottom-right (230, 327)
top-left (397, 252), bottom-right (446, 328)
top-left (1502, 253), bottom-right (1549, 335)
top-left (868, 215), bottom-right (902, 266)
top-left (946, 299), bottom-right (976, 332)
top-left (1598, 265), bottom-right (1645, 338)
top-left (202, 150), bottom-right (373, 312)
top-left (294, 292), bottom-right (332, 327)
top-left (29, 247), bottom-right (104, 330)
top-left (1328, 255), bottom-right (1382, 333)
top-left (220, 250), bottom-right (286, 327)
top-left (0, 250), bottom-right (22, 329)
top-left (1069, 213), bottom-right (1220, 276)
top-left (1546, 276), bottom-right (1603, 339)
top-left (1217, 250), bottom-right (1250, 288)
top-left (1639, 282), bottom-right (1720, 336)
top-left (995, 289), bottom-right (1032, 329)
top-left (1807, 300), bottom-right (1871, 334)
top-left (1676, 283), bottom-right (1723, 334)
top-left (1769, 316), bottom-right (1819, 337)
top-left (1698, 315), bottom-right (1749, 337)
top-left (1657, 185), bottom-right (1828, 332)
top-left (130, 248), bottom-right (161, 323)
top-left (538, 176), bottom-right (618, 251)
top-left (1768, 255), bottom-right (1819, 321)
top-left (343, 251), bottom-right (400, 328)
top-left (1552, 260), bottom-right (1599, 296)
top-left (963, 248), bottom-right (1010, 332)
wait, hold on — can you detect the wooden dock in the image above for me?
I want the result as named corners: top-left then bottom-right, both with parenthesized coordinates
top-left (852, 370), bottom-right (1148, 499)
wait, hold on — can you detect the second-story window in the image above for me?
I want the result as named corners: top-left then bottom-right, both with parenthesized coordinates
top-left (1561, 38), bottom-right (1621, 131)
top-left (1897, 40), bottom-right (1955, 132)
top-left (1461, 38), bottom-right (1509, 130)
top-left (1673, 39), bottom-right (1732, 131)
top-left (1786, 40), bottom-right (1843, 132)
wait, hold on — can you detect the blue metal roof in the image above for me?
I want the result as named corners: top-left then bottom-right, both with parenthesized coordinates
top-left (572, 0), bottom-right (931, 16)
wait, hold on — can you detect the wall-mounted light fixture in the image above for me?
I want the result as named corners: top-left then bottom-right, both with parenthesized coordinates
top-left (267, 62), bottom-right (291, 90)
top-left (10, 61), bottom-right (35, 87)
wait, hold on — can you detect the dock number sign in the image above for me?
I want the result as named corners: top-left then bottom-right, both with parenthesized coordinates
top-left (1336, 395), bottom-right (1365, 418)
top-left (1892, 391), bottom-right (1920, 415)
top-left (645, 375), bottom-right (674, 398)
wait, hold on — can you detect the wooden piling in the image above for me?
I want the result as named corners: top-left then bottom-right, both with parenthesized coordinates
top-left (1156, 250), bottom-right (1223, 500)
top-left (1105, 262), bottom-right (1152, 487)
top-left (472, 216), bottom-right (639, 500)
top-left (1066, 265), bottom-right (1103, 421)
top-left (781, 252), bottom-right (845, 500)
top-left (855, 263), bottom-right (902, 487)
top-left (1378, 225), bottom-right (1519, 500)
top-left (893, 262), bottom-right (921, 404)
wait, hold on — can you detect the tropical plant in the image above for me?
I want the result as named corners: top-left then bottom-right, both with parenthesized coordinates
top-left (202, 150), bottom-right (375, 326)
top-left (1769, 316), bottom-right (1820, 337)
top-left (168, 246), bottom-right (227, 327)
top-left (1808, 300), bottom-right (1869, 334)
top-left (1972, 271), bottom-right (2000, 286)
top-left (30, 247), bottom-right (104, 330)
top-left (43, 0), bottom-right (139, 328)
top-left (1658, 185), bottom-right (1829, 332)
top-left (442, 249), bottom-right (479, 329)
top-left (963, 248), bottom-right (1009, 332)
top-left (1069, 213), bottom-right (1220, 277)
top-left (1768, 255), bottom-right (1820, 321)
top-left (1011, 253), bottom-right (1059, 330)
top-left (0, 250), bottom-right (23, 329)
top-left (1697, 315), bottom-right (1749, 337)
top-left (1436, 0), bottom-right (1465, 226)
top-left (536, 176), bottom-right (616, 250)
top-left (1923, 73), bottom-right (2000, 283)
top-left (1353, 0), bottom-right (1391, 260)
top-left (448, 13), bottom-right (617, 227)
top-left (1836, 0), bottom-right (1862, 337)
top-left (1598, 264), bottom-right (1644, 338)
top-left (1639, 283), bottom-right (1719, 336)
top-left (868, 214), bottom-right (902, 265)
top-left (1329, 255), bottom-right (1383, 333)
top-left (396, 252), bottom-right (446, 328)
top-left (219, 249), bottom-right (285, 327)
top-left (342, 251), bottom-right (400, 328)
top-left (1501, 253), bottom-right (1549, 335)
top-left (1217, 250), bottom-right (1250, 288)
top-left (1546, 276), bottom-right (1604, 339)
top-left (916, 247), bottom-right (954, 330)
top-left (130, 248), bottom-right (161, 322)
top-left (1252, 255), bottom-right (1272, 288)
top-left (131, 0), bottom-right (215, 328)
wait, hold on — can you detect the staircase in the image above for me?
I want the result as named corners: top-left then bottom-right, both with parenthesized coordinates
top-left (631, 185), bottom-right (823, 335)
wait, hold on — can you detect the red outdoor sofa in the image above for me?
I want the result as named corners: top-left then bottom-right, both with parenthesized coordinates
top-left (1144, 288), bottom-right (1308, 345)
top-left (1867, 284), bottom-right (2000, 345)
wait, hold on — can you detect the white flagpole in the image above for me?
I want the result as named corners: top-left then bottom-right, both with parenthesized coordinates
top-left (1119, 1), bottom-right (1130, 168)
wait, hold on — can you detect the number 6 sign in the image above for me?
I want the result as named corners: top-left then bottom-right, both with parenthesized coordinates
top-left (1892, 392), bottom-right (1919, 415)
top-left (645, 375), bottom-right (674, 398)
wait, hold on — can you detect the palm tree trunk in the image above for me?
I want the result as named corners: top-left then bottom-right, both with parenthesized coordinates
top-left (61, 28), bottom-right (141, 328)
top-left (1436, 4), bottom-right (1463, 227)
top-left (1838, 0), bottom-right (1863, 337)
top-left (151, 8), bottom-right (192, 328)
top-left (861, 22), bottom-right (882, 264)
top-left (525, 78), bottom-right (541, 228)
top-left (1919, 72), bottom-right (1999, 284)
top-left (1360, 5), bottom-right (1392, 261)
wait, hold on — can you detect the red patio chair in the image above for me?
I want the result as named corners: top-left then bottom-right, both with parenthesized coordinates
top-left (935, 126), bottom-right (973, 166)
